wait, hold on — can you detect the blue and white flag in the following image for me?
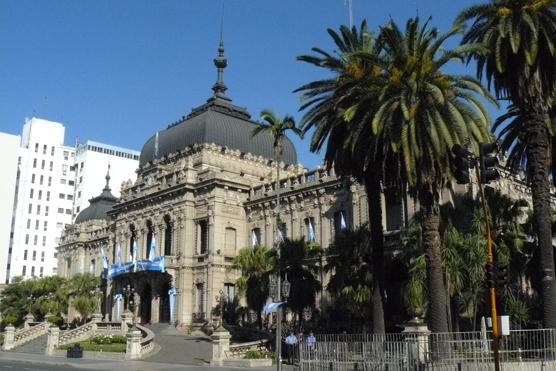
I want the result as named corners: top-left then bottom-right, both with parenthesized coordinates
top-left (114, 293), bottom-right (123, 321)
top-left (263, 301), bottom-right (284, 313)
top-left (101, 247), bottom-right (109, 270)
top-left (115, 243), bottom-right (122, 266)
top-left (168, 287), bottom-right (177, 322)
top-left (89, 262), bottom-right (95, 274)
top-left (251, 230), bottom-right (258, 247)
top-left (149, 236), bottom-right (157, 261)
top-left (276, 228), bottom-right (284, 243)
top-left (340, 211), bottom-right (347, 230)
top-left (308, 219), bottom-right (316, 242)
top-left (132, 241), bottom-right (138, 272)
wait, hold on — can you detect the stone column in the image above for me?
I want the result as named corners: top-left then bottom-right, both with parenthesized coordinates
top-left (45, 326), bottom-right (60, 355)
top-left (125, 328), bottom-right (142, 360)
top-left (210, 326), bottom-right (231, 366)
top-left (2, 325), bottom-right (15, 350)
top-left (402, 318), bottom-right (431, 365)
top-left (151, 292), bottom-right (160, 324)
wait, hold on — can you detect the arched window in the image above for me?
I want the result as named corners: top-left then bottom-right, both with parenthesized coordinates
top-left (146, 220), bottom-right (154, 259)
top-left (164, 215), bottom-right (172, 256)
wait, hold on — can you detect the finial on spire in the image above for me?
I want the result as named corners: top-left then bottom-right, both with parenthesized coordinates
top-left (104, 164), bottom-right (111, 191)
top-left (211, 2), bottom-right (230, 101)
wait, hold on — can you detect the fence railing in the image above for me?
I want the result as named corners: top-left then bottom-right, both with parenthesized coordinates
top-left (298, 329), bottom-right (556, 371)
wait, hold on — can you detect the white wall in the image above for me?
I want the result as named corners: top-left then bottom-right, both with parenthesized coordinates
top-left (0, 133), bottom-right (20, 283)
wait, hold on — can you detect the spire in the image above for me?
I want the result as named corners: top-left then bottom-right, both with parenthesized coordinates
top-left (211, 5), bottom-right (231, 101)
top-left (103, 164), bottom-right (111, 192)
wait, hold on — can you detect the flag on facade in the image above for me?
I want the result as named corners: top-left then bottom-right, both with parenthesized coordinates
top-left (308, 219), bottom-right (316, 242)
top-left (132, 241), bottom-right (138, 272)
top-left (168, 287), bottom-right (177, 323)
top-left (101, 247), bottom-right (109, 270)
top-left (115, 243), bottom-right (122, 266)
top-left (251, 230), bottom-right (258, 247)
top-left (89, 261), bottom-right (95, 274)
top-left (276, 228), bottom-right (284, 243)
top-left (114, 293), bottom-right (123, 321)
top-left (149, 235), bottom-right (157, 261)
top-left (263, 302), bottom-right (284, 313)
top-left (340, 211), bottom-right (347, 230)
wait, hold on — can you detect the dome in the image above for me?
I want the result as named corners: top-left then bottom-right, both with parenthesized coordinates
top-left (139, 98), bottom-right (298, 166)
top-left (139, 36), bottom-right (297, 167)
top-left (75, 173), bottom-right (117, 224)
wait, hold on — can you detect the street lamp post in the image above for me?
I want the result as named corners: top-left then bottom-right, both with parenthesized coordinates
top-left (123, 284), bottom-right (136, 329)
top-left (214, 289), bottom-right (227, 330)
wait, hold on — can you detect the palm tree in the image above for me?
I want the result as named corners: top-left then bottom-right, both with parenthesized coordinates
top-left (232, 245), bottom-right (275, 328)
top-left (279, 238), bottom-right (321, 327)
top-left (325, 225), bottom-right (373, 324)
top-left (364, 18), bottom-right (494, 333)
top-left (296, 21), bottom-right (388, 334)
top-left (457, 0), bottom-right (556, 328)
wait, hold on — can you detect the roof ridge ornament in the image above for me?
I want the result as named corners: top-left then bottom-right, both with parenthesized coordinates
top-left (210, 4), bottom-right (231, 101)
top-left (104, 164), bottom-right (111, 191)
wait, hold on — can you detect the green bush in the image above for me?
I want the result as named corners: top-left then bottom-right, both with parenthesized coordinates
top-left (91, 334), bottom-right (126, 345)
top-left (2, 315), bottom-right (17, 326)
top-left (58, 340), bottom-right (125, 353)
top-left (47, 315), bottom-right (64, 326)
top-left (243, 350), bottom-right (274, 359)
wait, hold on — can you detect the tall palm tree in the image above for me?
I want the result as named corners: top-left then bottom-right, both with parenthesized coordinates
top-left (367, 18), bottom-right (494, 333)
top-left (296, 21), bottom-right (389, 334)
top-left (232, 245), bottom-right (275, 328)
top-left (457, 0), bottom-right (556, 328)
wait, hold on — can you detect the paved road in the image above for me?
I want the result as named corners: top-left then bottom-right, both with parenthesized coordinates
top-left (0, 360), bottom-right (77, 371)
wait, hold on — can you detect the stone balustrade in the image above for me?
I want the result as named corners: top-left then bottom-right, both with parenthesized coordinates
top-left (2, 321), bottom-right (50, 350)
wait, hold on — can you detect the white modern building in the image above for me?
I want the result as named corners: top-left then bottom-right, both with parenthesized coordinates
top-left (72, 141), bottom-right (139, 218)
top-left (0, 133), bottom-right (21, 284)
top-left (6, 118), bottom-right (76, 282)
top-left (2, 118), bottom-right (140, 283)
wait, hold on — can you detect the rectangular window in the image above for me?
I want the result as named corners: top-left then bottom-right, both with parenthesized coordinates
top-left (43, 144), bottom-right (47, 154)
top-left (57, 208), bottom-right (64, 214)
top-left (33, 158), bottom-right (37, 168)
top-left (46, 191), bottom-right (50, 201)
top-left (68, 180), bottom-right (74, 186)
top-left (33, 235), bottom-right (38, 245)
top-left (251, 228), bottom-right (261, 247)
top-left (29, 189), bottom-right (34, 198)
top-left (39, 267), bottom-right (44, 277)
top-left (24, 250), bottom-right (28, 260)
top-left (48, 177), bottom-right (52, 186)
top-left (35, 220), bottom-right (39, 230)
top-left (41, 251), bottom-right (45, 262)
top-left (197, 220), bottom-right (209, 254)
top-left (59, 193), bottom-right (65, 199)
top-left (78, 191), bottom-right (81, 198)
top-left (63, 150), bottom-right (68, 160)
top-left (304, 217), bottom-right (316, 242)
top-left (60, 179), bottom-right (66, 184)
top-left (31, 174), bottom-right (35, 184)
top-left (49, 161), bottom-right (53, 171)
top-left (41, 159), bottom-right (45, 169)
top-left (28, 203), bottom-right (32, 213)
top-left (26, 219), bottom-right (31, 229)
top-left (32, 251), bottom-right (36, 261)
top-left (25, 234), bottom-right (29, 244)
top-left (38, 190), bottom-right (42, 200)
top-left (31, 266), bottom-right (35, 277)
top-left (22, 266), bottom-right (26, 276)
top-left (333, 210), bottom-right (348, 234)
top-left (36, 205), bottom-right (41, 215)
top-left (65, 209), bottom-right (72, 215)
top-left (43, 221), bottom-right (47, 231)
top-left (40, 175), bottom-right (43, 185)
top-left (195, 283), bottom-right (205, 315)
top-left (56, 222), bottom-right (63, 228)
top-left (42, 236), bottom-right (46, 246)
top-left (45, 206), bottom-right (49, 216)
top-left (385, 191), bottom-right (402, 231)
top-left (79, 176), bottom-right (82, 183)
top-left (51, 146), bottom-right (55, 156)
top-left (34, 143), bottom-right (38, 153)
top-left (224, 283), bottom-right (236, 301)
top-left (67, 194), bottom-right (73, 200)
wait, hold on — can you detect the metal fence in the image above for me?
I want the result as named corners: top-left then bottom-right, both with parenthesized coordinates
top-left (298, 329), bottom-right (556, 371)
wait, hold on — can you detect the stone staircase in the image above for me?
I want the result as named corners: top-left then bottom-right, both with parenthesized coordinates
top-left (11, 334), bottom-right (48, 354)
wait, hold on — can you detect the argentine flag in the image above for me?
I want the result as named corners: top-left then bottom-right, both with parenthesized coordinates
top-left (340, 211), bottom-right (347, 230)
top-left (308, 219), bottom-right (316, 242)
top-left (115, 243), bottom-right (122, 266)
top-left (132, 241), bottom-right (138, 272)
top-left (101, 247), bottom-right (109, 270)
top-left (251, 230), bottom-right (258, 247)
top-left (149, 235), bottom-right (157, 261)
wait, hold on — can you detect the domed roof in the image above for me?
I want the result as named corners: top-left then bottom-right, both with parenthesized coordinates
top-left (139, 37), bottom-right (297, 167)
top-left (75, 171), bottom-right (117, 224)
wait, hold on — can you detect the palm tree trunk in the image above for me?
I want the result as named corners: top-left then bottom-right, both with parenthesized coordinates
top-left (419, 190), bottom-right (449, 333)
top-left (524, 115), bottom-right (556, 328)
top-left (365, 175), bottom-right (385, 334)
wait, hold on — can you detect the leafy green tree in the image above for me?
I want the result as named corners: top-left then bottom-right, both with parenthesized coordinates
top-left (66, 273), bottom-right (101, 322)
top-left (232, 245), bottom-right (275, 328)
top-left (296, 21), bottom-right (387, 333)
top-left (325, 225), bottom-right (373, 321)
top-left (400, 223), bottom-right (427, 319)
top-left (279, 238), bottom-right (321, 327)
top-left (457, 0), bottom-right (556, 328)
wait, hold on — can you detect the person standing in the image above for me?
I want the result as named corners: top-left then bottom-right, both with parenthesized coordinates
top-left (285, 332), bottom-right (298, 364)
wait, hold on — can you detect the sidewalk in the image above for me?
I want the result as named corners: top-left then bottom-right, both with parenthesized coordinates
top-left (0, 350), bottom-right (280, 371)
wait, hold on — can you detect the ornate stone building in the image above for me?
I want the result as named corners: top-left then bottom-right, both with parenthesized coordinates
top-left (57, 40), bottom-right (548, 330)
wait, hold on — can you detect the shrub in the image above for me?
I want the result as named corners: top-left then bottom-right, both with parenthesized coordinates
top-left (47, 315), bottom-right (63, 326)
top-left (2, 315), bottom-right (17, 326)
top-left (91, 334), bottom-right (126, 345)
top-left (244, 350), bottom-right (274, 359)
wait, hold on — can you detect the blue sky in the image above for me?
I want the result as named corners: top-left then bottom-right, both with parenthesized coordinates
top-left (1, 0), bottom-right (497, 169)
